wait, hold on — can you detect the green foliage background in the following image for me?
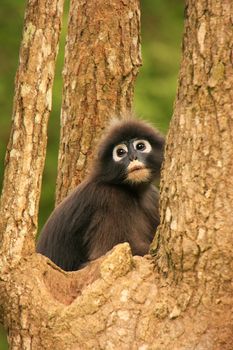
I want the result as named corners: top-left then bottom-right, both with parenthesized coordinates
top-left (0, 0), bottom-right (184, 347)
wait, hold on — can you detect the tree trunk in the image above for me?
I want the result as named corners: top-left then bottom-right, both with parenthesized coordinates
top-left (1, 0), bottom-right (233, 349)
top-left (151, 0), bottom-right (233, 346)
top-left (0, 0), bottom-right (64, 270)
top-left (55, 0), bottom-right (141, 203)
top-left (0, 0), bottom-right (64, 345)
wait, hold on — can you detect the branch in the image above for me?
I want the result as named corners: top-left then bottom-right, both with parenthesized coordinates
top-left (0, 0), bottom-right (64, 270)
top-left (153, 0), bottom-right (233, 281)
top-left (56, 0), bottom-right (142, 203)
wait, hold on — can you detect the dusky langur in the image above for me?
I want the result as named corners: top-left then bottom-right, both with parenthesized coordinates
top-left (36, 118), bottom-right (165, 271)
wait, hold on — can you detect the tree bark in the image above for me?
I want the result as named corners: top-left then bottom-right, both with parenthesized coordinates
top-left (55, 0), bottom-right (142, 204)
top-left (0, 0), bottom-right (64, 341)
top-left (0, 0), bottom-right (64, 271)
top-left (1, 0), bottom-right (233, 349)
top-left (151, 0), bottom-right (233, 346)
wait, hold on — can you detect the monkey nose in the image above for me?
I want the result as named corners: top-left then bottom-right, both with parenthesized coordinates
top-left (129, 152), bottom-right (137, 161)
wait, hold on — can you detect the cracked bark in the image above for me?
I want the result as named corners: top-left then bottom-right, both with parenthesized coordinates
top-left (56, 0), bottom-right (142, 203)
top-left (0, 0), bottom-right (64, 271)
top-left (0, 0), bottom-right (233, 349)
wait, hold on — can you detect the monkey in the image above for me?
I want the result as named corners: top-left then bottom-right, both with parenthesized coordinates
top-left (36, 117), bottom-right (165, 271)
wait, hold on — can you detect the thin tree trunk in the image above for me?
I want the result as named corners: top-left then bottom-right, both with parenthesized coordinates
top-left (56, 0), bottom-right (141, 204)
top-left (0, 0), bottom-right (64, 272)
top-left (0, 0), bottom-right (64, 339)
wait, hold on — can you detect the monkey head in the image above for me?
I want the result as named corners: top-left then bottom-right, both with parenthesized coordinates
top-left (92, 118), bottom-right (165, 187)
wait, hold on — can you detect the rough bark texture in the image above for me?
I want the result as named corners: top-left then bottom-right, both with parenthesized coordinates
top-left (151, 0), bottom-right (233, 346)
top-left (0, 0), bottom-right (64, 337)
top-left (1, 0), bottom-right (233, 349)
top-left (0, 0), bottom-right (64, 271)
top-left (56, 0), bottom-right (142, 204)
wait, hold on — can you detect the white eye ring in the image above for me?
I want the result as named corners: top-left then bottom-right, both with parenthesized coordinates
top-left (133, 139), bottom-right (152, 153)
top-left (113, 143), bottom-right (128, 162)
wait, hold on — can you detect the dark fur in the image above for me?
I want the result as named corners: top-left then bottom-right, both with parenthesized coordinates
top-left (36, 118), bottom-right (164, 271)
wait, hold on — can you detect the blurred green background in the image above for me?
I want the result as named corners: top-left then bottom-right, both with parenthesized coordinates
top-left (0, 0), bottom-right (184, 347)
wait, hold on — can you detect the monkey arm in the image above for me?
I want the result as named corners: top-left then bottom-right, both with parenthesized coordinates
top-left (36, 180), bottom-right (97, 271)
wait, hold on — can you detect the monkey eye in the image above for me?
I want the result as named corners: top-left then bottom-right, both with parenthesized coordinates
top-left (136, 142), bottom-right (146, 151)
top-left (113, 143), bottom-right (128, 162)
top-left (117, 148), bottom-right (126, 157)
top-left (133, 139), bottom-right (152, 153)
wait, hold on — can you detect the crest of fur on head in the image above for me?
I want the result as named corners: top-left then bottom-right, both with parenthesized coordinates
top-left (96, 115), bottom-right (164, 157)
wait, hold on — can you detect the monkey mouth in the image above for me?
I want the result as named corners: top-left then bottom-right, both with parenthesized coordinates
top-left (126, 160), bottom-right (150, 183)
top-left (128, 165), bottom-right (146, 174)
top-left (127, 160), bottom-right (145, 173)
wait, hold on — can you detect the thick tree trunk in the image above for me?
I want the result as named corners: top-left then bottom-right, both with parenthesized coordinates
top-left (1, 0), bottom-right (233, 349)
top-left (56, 0), bottom-right (141, 203)
top-left (151, 0), bottom-right (233, 346)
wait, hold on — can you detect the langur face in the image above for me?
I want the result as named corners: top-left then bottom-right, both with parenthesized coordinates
top-left (112, 139), bottom-right (153, 184)
top-left (94, 119), bottom-right (164, 187)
